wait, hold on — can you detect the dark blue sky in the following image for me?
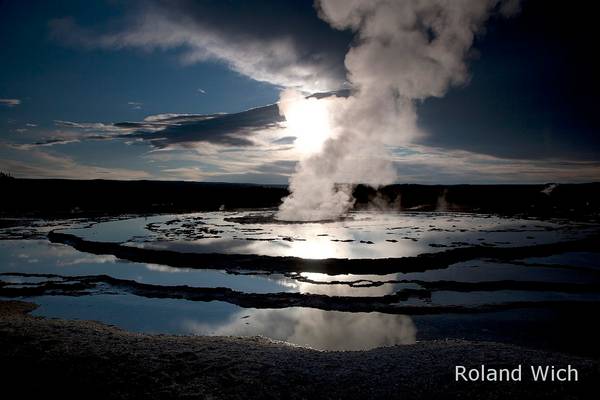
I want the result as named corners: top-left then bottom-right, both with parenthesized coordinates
top-left (419, 0), bottom-right (600, 161)
top-left (0, 1), bottom-right (280, 122)
top-left (1, 0), bottom-right (598, 183)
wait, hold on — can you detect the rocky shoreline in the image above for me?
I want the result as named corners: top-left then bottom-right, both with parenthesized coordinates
top-left (1, 300), bottom-right (597, 399)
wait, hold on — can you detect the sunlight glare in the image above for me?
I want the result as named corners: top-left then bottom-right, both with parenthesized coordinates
top-left (279, 89), bottom-right (333, 156)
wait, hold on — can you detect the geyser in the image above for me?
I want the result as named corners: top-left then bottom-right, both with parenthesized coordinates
top-left (276, 0), bottom-right (520, 221)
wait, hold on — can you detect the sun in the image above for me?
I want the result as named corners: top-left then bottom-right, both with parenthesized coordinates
top-left (279, 89), bottom-right (333, 156)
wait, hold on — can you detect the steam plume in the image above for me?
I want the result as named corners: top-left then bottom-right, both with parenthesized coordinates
top-left (276, 0), bottom-right (519, 221)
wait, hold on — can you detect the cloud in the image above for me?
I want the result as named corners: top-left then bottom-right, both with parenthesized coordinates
top-left (53, 120), bottom-right (123, 133)
top-left (122, 104), bottom-right (285, 149)
top-left (0, 147), bottom-right (151, 180)
top-left (7, 121), bottom-right (123, 149)
top-left (271, 136), bottom-right (296, 145)
top-left (44, 104), bottom-right (285, 150)
top-left (85, 91), bottom-right (346, 151)
top-left (49, 0), bottom-right (351, 92)
top-left (160, 167), bottom-right (205, 181)
top-left (2, 103), bottom-right (299, 181)
top-left (0, 98), bottom-right (21, 107)
top-left (391, 145), bottom-right (600, 184)
top-left (182, 307), bottom-right (416, 350)
top-left (13, 138), bottom-right (81, 149)
top-left (128, 101), bottom-right (143, 110)
top-left (255, 160), bottom-right (298, 175)
top-left (201, 172), bottom-right (289, 185)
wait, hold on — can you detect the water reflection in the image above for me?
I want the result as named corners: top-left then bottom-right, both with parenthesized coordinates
top-left (23, 292), bottom-right (600, 356)
top-left (61, 210), bottom-right (598, 259)
top-left (3, 240), bottom-right (600, 301)
top-left (3, 212), bottom-right (600, 355)
top-left (26, 294), bottom-right (415, 350)
top-left (181, 307), bottom-right (417, 351)
top-left (519, 252), bottom-right (600, 270)
top-left (0, 240), bottom-right (293, 294)
top-left (293, 272), bottom-right (400, 297)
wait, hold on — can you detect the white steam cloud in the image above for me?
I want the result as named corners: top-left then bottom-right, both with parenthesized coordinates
top-left (277, 0), bottom-right (519, 221)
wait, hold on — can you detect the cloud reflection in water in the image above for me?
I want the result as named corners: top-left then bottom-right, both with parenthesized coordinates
top-left (181, 307), bottom-right (416, 351)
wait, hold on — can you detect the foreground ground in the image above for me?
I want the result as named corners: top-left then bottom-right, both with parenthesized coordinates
top-left (1, 300), bottom-right (598, 399)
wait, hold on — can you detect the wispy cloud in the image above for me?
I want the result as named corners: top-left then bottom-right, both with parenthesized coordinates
top-left (391, 145), bottom-right (600, 184)
top-left (48, 1), bottom-right (349, 92)
top-left (4, 92), bottom-right (597, 184)
top-left (53, 120), bottom-right (123, 133)
top-left (0, 146), bottom-right (151, 180)
top-left (160, 167), bottom-right (205, 181)
top-left (0, 98), bottom-right (21, 107)
top-left (43, 105), bottom-right (286, 150)
top-left (4, 120), bottom-right (125, 149)
top-left (128, 101), bottom-right (143, 110)
top-left (11, 138), bottom-right (81, 149)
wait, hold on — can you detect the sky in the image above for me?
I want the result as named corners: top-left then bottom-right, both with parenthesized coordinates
top-left (1, 0), bottom-right (599, 184)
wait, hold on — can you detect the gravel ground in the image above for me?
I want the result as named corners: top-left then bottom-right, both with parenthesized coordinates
top-left (1, 300), bottom-right (598, 399)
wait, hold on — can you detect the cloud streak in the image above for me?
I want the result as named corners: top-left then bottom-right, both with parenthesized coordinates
top-left (49, 0), bottom-right (351, 92)
top-left (0, 146), bottom-right (151, 180)
top-left (120, 105), bottom-right (285, 149)
top-left (0, 98), bottom-right (21, 107)
top-left (22, 105), bottom-right (286, 150)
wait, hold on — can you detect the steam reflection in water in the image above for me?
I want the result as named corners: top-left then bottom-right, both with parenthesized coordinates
top-left (181, 307), bottom-right (417, 351)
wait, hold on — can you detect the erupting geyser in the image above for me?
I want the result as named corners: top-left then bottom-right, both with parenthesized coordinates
top-left (276, 0), bottom-right (520, 222)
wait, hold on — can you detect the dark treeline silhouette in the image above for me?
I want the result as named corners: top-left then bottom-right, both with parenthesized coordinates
top-left (353, 183), bottom-right (600, 218)
top-left (1, 178), bottom-right (599, 218)
top-left (0, 179), bottom-right (288, 216)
